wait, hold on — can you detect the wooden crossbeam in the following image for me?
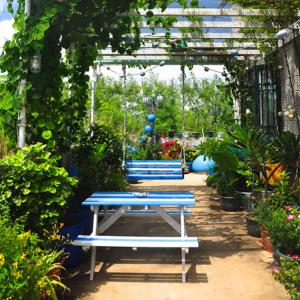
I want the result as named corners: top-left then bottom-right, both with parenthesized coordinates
top-left (140, 32), bottom-right (270, 40)
top-left (140, 21), bottom-right (281, 29)
top-left (120, 42), bottom-right (260, 49)
top-left (100, 48), bottom-right (262, 56)
top-left (97, 56), bottom-right (259, 66)
top-left (138, 8), bottom-right (300, 17)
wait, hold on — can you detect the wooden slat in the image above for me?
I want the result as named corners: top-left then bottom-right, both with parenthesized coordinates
top-left (100, 49), bottom-right (262, 56)
top-left (138, 8), bottom-right (300, 17)
top-left (140, 32), bottom-right (270, 40)
top-left (74, 235), bottom-right (199, 248)
top-left (140, 21), bottom-right (281, 29)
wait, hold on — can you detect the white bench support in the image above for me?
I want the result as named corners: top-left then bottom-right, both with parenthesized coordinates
top-left (74, 236), bottom-right (199, 282)
top-left (98, 206), bottom-right (130, 233)
top-left (151, 206), bottom-right (181, 234)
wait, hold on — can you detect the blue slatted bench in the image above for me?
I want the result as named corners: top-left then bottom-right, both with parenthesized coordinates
top-left (99, 209), bottom-right (192, 217)
top-left (126, 160), bottom-right (184, 181)
top-left (73, 235), bottom-right (199, 282)
top-left (73, 191), bottom-right (198, 282)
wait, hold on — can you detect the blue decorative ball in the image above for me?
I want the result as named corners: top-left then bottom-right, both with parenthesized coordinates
top-left (140, 135), bottom-right (147, 142)
top-left (130, 147), bottom-right (137, 154)
top-left (192, 155), bottom-right (215, 172)
top-left (147, 114), bottom-right (156, 122)
top-left (144, 125), bottom-right (153, 133)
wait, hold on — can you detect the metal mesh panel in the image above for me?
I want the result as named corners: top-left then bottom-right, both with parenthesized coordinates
top-left (278, 34), bottom-right (300, 135)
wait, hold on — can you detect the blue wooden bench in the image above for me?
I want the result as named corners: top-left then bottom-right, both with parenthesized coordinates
top-left (126, 160), bottom-right (184, 181)
top-left (73, 235), bottom-right (199, 282)
top-left (99, 209), bottom-right (192, 217)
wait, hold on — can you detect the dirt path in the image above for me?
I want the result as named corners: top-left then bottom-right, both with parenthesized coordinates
top-left (64, 173), bottom-right (288, 300)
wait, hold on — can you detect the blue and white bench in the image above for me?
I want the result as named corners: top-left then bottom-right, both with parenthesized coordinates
top-left (99, 209), bottom-right (192, 217)
top-left (126, 160), bottom-right (184, 181)
top-left (74, 236), bottom-right (199, 282)
top-left (73, 191), bottom-right (198, 282)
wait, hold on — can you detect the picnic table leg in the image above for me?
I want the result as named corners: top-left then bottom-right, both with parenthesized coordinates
top-left (180, 206), bottom-right (187, 283)
top-left (90, 206), bottom-right (99, 281)
top-left (181, 248), bottom-right (186, 283)
top-left (90, 247), bottom-right (96, 281)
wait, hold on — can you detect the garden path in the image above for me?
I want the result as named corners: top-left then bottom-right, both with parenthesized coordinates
top-left (64, 173), bottom-right (289, 300)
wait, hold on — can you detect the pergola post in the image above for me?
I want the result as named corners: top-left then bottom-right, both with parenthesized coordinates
top-left (18, 0), bottom-right (31, 148)
top-left (90, 67), bottom-right (96, 127)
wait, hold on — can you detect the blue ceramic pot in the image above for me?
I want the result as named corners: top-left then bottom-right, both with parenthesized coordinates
top-left (60, 218), bottom-right (84, 268)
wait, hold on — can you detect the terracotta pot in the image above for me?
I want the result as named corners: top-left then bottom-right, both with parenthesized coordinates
top-left (48, 255), bottom-right (65, 278)
top-left (260, 226), bottom-right (273, 253)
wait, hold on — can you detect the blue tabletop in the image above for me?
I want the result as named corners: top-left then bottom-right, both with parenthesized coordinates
top-left (82, 191), bottom-right (195, 206)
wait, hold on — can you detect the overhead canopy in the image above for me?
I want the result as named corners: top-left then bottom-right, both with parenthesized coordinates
top-left (98, 7), bottom-right (298, 65)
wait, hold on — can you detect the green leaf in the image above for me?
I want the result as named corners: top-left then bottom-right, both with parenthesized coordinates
top-left (42, 130), bottom-right (52, 140)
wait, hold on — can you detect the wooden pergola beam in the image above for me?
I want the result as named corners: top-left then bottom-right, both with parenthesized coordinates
top-left (140, 32), bottom-right (270, 40)
top-left (126, 42), bottom-right (260, 49)
top-left (140, 21), bottom-right (281, 29)
top-left (97, 57), bottom-right (257, 66)
top-left (138, 8), bottom-right (300, 17)
top-left (100, 49), bottom-right (262, 56)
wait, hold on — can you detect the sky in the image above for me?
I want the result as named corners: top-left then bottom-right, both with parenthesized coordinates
top-left (0, 0), bottom-right (226, 82)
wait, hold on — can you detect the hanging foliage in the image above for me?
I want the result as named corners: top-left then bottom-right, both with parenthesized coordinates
top-left (0, 0), bottom-right (199, 153)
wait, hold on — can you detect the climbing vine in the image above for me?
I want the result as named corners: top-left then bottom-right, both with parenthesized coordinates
top-left (0, 0), bottom-right (198, 153)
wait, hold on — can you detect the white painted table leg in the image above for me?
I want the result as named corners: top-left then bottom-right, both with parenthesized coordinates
top-left (90, 206), bottom-right (99, 280)
top-left (90, 246), bottom-right (96, 281)
top-left (180, 206), bottom-right (187, 282)
top-left (181, 248), bottom-right (186, 283)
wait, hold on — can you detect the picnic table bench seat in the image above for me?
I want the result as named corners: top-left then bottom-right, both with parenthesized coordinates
top-left (99, 209), bottom-right (192, 217)
top-left (74, 235), bottom-right (199, 248)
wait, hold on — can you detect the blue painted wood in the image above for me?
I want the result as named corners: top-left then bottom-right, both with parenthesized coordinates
top-left (82, 191), bottom-right (195, 206)
top-left (98, 209), bottom-right (192, 216)
top-left (127, 160), bottom-right (182, 163)
top-left (74, 235), bottom-right (199, 248)
top-left (126, 159), bottom-right (184, 181)
top-left (91, 191), bottom-right (193, 197)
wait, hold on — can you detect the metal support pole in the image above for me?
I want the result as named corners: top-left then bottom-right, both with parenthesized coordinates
top-left (122, 65), bottom-right (127, 168)
top-left (18, 0), bottom-right (31, 148)
top-left (151, 94), bottom-right (156, 143)
top-left (90, 68), bottom-right (96, 127)
top-left (181, 65), bottom-right (186, 168)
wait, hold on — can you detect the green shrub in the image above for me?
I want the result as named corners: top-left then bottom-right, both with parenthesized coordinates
top-left (0, 220), bottom-right (66, 300)
top-left (0, 143), bottom-right (77, 236)
top-left (273, 258), bottom-right (300, 300)
top-left (131, 141), bottom-right (162, 160)
top-left (74, 125), bottom-right (127, 203)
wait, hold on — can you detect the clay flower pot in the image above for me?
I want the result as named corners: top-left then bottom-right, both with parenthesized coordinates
top-left (260, 226), bottom-right (273, 253)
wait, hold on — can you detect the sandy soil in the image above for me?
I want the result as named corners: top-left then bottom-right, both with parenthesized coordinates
top-left (62, 173), bottom-right (289, 300)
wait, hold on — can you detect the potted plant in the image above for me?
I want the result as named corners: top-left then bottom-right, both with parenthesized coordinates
top-left (197, 137), bottom-right (243, 211)
top-left (254, 173), bottom-right (300, 254)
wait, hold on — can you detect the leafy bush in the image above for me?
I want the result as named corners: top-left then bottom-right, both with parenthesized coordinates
top-left (130, 141), bottom-right (162, 160)
top-left (267, 207), bottom-right (300, 254)
top-left (255, 174), bottom-right (300, 254)
top-left (74, 125), bottom-right (126, 203)
top-left (185, 146), bottom-right (198, 162)
top-left (273, 258), bottom-right (300, 300)
top-left (161, 141), bottom-right (181, 160)
top-left (0, 143), bottom-right (77, 236)
top-left (197, 138), bottom-right (245, 195)
top-left (0, 219), bottom-right (66, 300)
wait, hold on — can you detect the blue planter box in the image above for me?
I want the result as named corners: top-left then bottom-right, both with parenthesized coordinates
top-left (60, 219), bottom-right (84, 268)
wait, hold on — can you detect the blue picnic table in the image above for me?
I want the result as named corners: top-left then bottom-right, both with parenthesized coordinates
top-left (74, 191), bottom-right (199, 282)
